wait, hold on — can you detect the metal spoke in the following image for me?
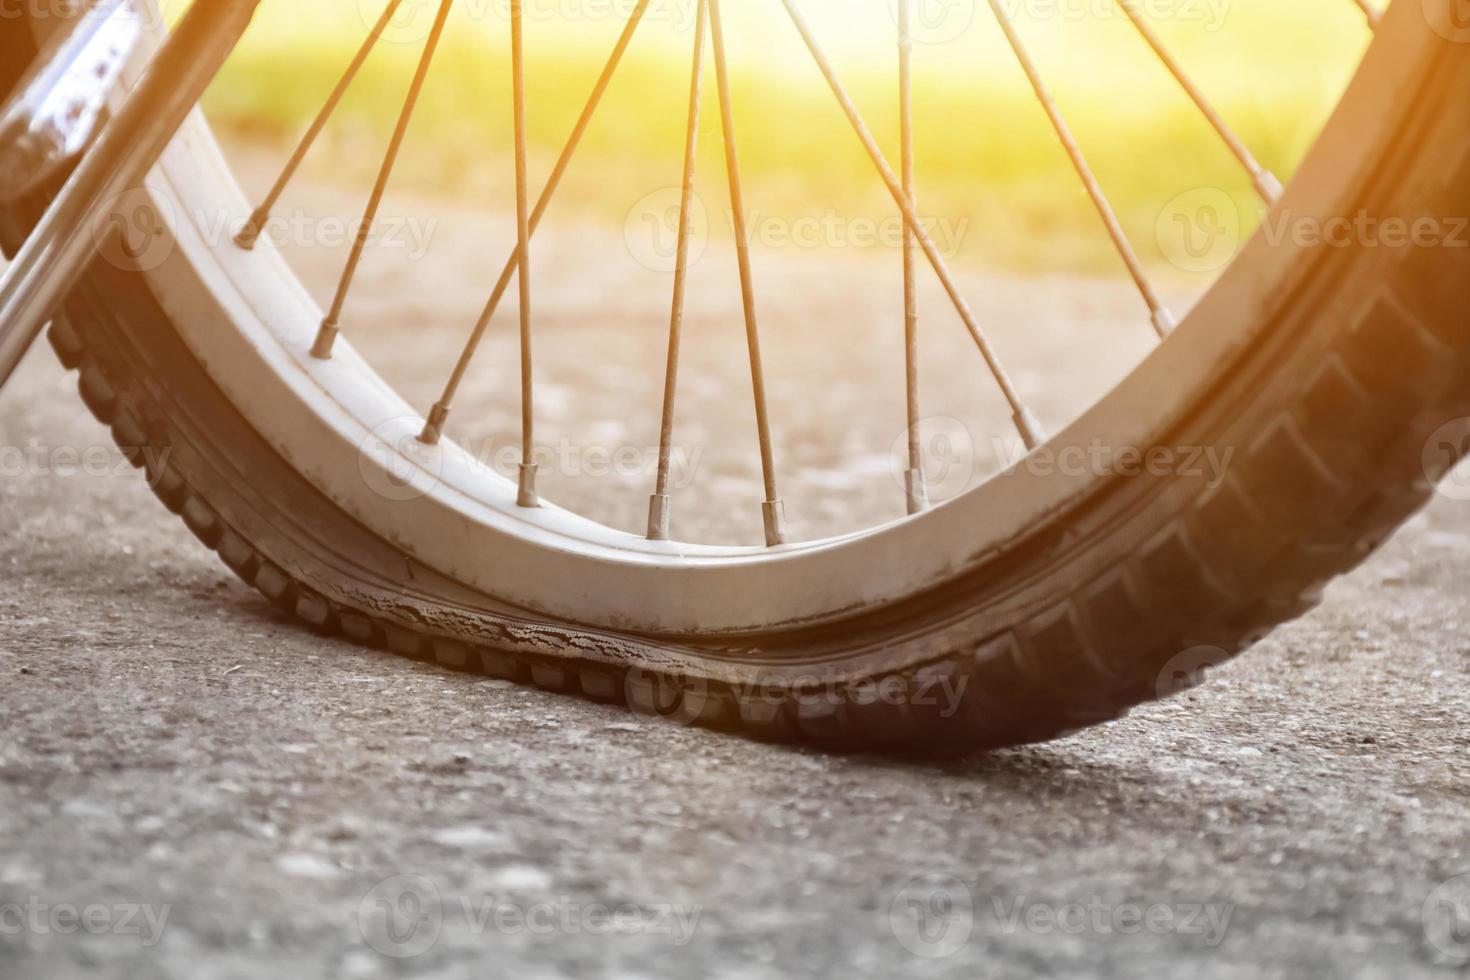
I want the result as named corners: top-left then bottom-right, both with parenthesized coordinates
top-left (419, 0), bottom-right (654, 445)
top-left (777, 0), bottom-right (1044, 450)
top-left (647, 0), bottom-right (709, 542)
top-left (1351, 0), bottom-right (1381, 29)
top-left (311, 0), bottom-right (454, 359)
top-left (1115, 0), bottom-right (1282, 203)
top-left (511, 0), bottom-right (537, 508)
top-left (709, 0), bottom-right (787, 547)
top-left (235, 0), bottom-right (406, 249)
top-left (988, 0), bottom-right (1175, 339)
top-left (898, 0), bottom-right (928, 515)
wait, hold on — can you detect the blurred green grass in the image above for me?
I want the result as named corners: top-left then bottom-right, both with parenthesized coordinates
top-left (196, 0), bottom-right (1371, 277)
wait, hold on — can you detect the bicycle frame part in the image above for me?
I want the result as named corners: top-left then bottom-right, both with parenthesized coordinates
top-left (0, 0), bottom-right (144, 206)
top-left (0, 0), bottom-right (263, 392)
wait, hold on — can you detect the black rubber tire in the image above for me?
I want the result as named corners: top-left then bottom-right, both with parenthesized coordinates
top-left (4, 11), bottom-right (1469, 753)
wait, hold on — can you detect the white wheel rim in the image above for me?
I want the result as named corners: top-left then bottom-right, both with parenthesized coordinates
top-left (121, 2), bottom-right (1425, 635)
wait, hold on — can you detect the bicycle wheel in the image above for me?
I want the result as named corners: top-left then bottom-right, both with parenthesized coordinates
top-left (3, 0), bottom-right (1468, 750)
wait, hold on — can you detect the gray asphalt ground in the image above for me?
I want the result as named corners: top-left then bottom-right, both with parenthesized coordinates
top-left (2, 186), bottom-right (1469, 978)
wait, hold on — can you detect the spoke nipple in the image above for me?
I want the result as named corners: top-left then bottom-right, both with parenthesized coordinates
top-left (517, 462), bottom-right (540, 509)
top-left (762, 499), bottom-right (787, 548)
top-left (904, 469), bottom-right (930, 516)
top-left (1254, 170), bottom-right (1284, 205)
top-left (1014, 408), bottom-right (1046, 452)
top-left (234, 209), bottom-right (268, 250)
top-left (311, 320), bottom-right (339, 360)
top-left (420, 402), bottom-right (450, 445)
top-left (647, 493), bottom-right (673, 541)
top-left (1151, 307), bottom-right (1178, 338)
